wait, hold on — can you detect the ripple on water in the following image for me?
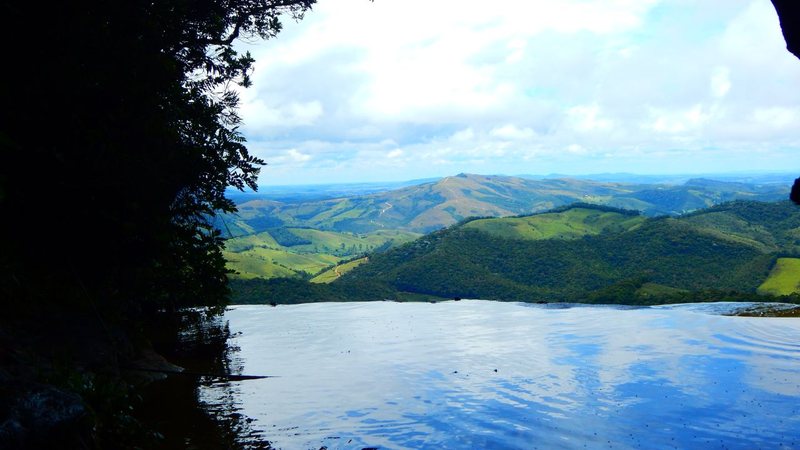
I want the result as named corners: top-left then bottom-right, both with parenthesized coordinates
top-left (202, 301), bottom-right (800, 449)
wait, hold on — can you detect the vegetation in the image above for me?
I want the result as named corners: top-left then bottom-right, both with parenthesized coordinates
top-left (219, 181), bottom-right (790, 284)
top-left (230, 277), bottom-right (396, 304)
top-left (223, 246), bottom-right (339, 279)
top-left (758, 258), bottom-right (800, 295)
top-left (224, 228), bottom-right (419, 280)
top-left (0, 0), bottom-right (315, 447)
top-left (311, 257), bottom-right (370, 283)
top-left (463, 205), bottom-right (645, 241)
top-left (329, 202), bottom-right (798, 304)
top-left (266, 227), bottom-right (313, 247)
top-left (229, 201), bottom-right (800, 306)
top-left (219, 174), bottom-right (789, 236)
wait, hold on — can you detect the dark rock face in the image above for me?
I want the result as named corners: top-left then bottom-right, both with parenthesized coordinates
top-left (0, 382), bottom-right (91, 449)
top-left (772, 0), bottom-right (800, 59)
top-left (771, 1), bottom-right (800, 204)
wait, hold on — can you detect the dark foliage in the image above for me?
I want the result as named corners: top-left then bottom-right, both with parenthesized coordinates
top-left (1, 0), bottom-right (314, 316)
top-left (0, 0), bottom-right (312, 312)
top-left (229, 277), bottom-right (395, 304)
top-left (266, 227), bottom-right (313, 247)
top-left (0, 0), bottom-right (314, 446)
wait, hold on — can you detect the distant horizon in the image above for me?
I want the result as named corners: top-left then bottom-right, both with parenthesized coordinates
top-left (247, 169), bottom-right (799, 189)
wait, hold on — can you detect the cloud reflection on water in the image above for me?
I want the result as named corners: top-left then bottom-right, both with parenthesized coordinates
top-left (204, 301), bottom-right (800, 449)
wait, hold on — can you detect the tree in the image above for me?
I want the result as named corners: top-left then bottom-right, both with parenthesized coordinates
top-left (0, 0), bottom-right (314, 315)
top-left (0, 1), bottom-right (319, 443)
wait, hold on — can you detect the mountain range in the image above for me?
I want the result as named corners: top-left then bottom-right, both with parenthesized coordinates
top-left (220, 173), bottom-right (790, 237)
top-left (231, 201), bottom-right (800, 305)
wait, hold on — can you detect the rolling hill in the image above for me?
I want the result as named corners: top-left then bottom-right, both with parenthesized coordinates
top-left (219, 174), bottom-right (789, 237)
top-left (224, 228), bottom-right (419, 280)
top-left (220, 174), bottom-right (791, 284)
top-left (331, 201), bottom-right (800, 303)
top-left (463, 204), bottom-right (646, 240)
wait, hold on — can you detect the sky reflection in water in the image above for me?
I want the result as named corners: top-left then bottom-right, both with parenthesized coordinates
top-left (202, 301), bottom-right (800, 449)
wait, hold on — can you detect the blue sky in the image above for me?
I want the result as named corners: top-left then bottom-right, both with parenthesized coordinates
top-left (234, 0), bottom-right (800, 185)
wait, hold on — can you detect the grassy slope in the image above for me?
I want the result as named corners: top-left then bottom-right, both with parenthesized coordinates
top-left (463, 207), bottom-right (645, 240)
top-left (340, 202), bottom-right (793, 302)
top-left (287, 229), bottom-right (419, 254)
top-left (311, 257), bottom-right (369, 283)
top-left (220, 175), bottom-right (789, 236)
top-left (224, 247), bottom-right (340, 279)
top-left (225, 228), bottom-right (420, 280)
top-left (758, 258), bottom-right (800, 295)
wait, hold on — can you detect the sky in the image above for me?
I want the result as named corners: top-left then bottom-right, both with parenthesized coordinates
top-left (233, 0), bottom-right (800, 186)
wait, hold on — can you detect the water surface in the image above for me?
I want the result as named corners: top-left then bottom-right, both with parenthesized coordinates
top-left (202, 301), bottom-right (800, 449)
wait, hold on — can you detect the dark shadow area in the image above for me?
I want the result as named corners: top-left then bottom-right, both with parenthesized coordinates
top-left (771, 0), bottom-right (800, 203)
top-left (0, 0), bottom-right (313, 448)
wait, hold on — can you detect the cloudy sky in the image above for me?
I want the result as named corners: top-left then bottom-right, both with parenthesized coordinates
top-left (234, 0), bottom-right (800, 186)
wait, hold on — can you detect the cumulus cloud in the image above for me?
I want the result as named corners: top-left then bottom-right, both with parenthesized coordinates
top-left (386, 149), bottom-right (404, 159)
top-left (710, 67), bottom-right (732, 98)
top-left (490, 124), bottom-right (536, 140)
top-left (234, 0), bottom-right (800, 185)
top-left (566, 104), bottom-right (614, 133)
top-left (240, 100), bottom-right (323, 135)
top-left (646, 105), bottom-right (711, 134)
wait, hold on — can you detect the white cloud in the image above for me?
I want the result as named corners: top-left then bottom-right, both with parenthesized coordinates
top-left (387, 149), bottom-right (404, 159)
top-left (566, 144), bottom-right (588, 155)
top-left (450, 128), bottom-right (475, 142)
top-left (646, 104), bottom-right (710, 134)
top-left (566, 104), bottom-right (614, 132)
top-left (752, 107), bottom-right (800, 129)
top-left (233, 0), bottom-right (800, 185)
top-left (490, 124), bottom-right (536, 140)
top-left (710, 67), bottom-right (731, 98)
top-left (241, 100), bottom-right (323, 132)
top-left (286, 148), bottom-right (311, 163)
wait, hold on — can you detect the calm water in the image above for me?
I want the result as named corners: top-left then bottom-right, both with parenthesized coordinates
top-left (201, 301), bottom-right (800, 449)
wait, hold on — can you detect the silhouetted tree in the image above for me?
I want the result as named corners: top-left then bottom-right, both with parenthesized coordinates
top-left (0, 0), bottom-right (314, 315)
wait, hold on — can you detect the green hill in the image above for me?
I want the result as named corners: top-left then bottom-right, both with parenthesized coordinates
top-left (758, 258), bottom-right (800, 295)
top-left (680, 201), bottom-right (800, 253)
top-left (463, 204), bottom-right (645, 241)
top-left (224, 228), bottom-right (419, 280)
top-left (310, 257), bottom-right (369, 283)
top-left (218, 174), bottom-right (789, 236)
top-left (334, 201), bottom-right (799, 303)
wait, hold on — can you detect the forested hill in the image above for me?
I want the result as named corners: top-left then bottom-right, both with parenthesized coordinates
top-left (218, 173), bottom-right (789, 236)
top-left (319, 201), bottom-right (800, 304)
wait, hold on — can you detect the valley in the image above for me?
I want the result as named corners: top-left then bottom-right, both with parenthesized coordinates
top-left (223, 173), bottom-right (791, 283)
top-left (223, 174), bottom-right (800, 306)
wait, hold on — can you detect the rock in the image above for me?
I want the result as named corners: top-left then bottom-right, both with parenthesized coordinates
top-left (126, 348), bottom-right (185, 384)
top-left (0, 381), bottom-right (91, 449)
top-left (771, 0), bottom-right (800, 60)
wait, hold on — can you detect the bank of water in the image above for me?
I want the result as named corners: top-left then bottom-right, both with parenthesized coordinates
top-left (203, 301), bottom-right (800, 449)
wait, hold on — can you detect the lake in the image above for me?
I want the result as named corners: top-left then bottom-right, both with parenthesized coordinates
top-left (201, 301), bottom-right (800, 449)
